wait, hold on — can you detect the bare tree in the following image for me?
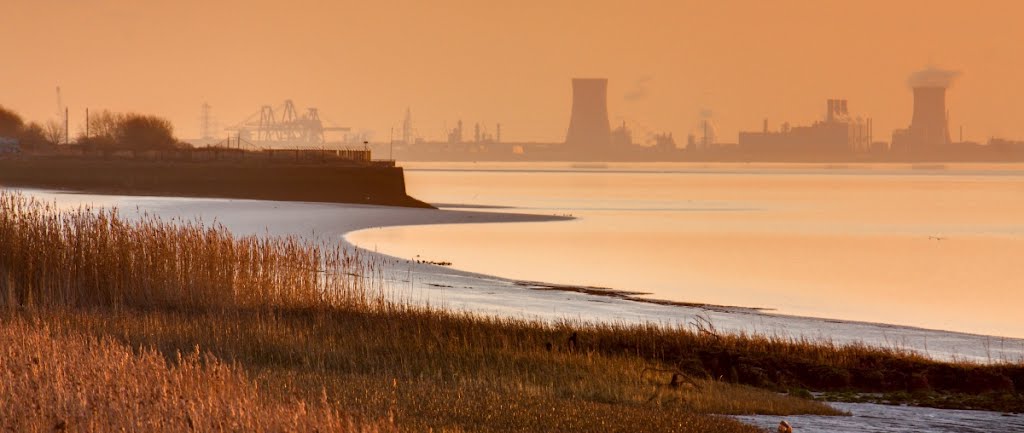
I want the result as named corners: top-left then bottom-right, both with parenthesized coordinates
top-left (86, 110), bottom-right (123, 142)
top-left (43, 120), bottom-right (64, 145)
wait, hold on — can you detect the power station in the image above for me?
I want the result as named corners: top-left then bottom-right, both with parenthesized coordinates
top-left (892, 67), bottom-right (957, 153)
top-left (565, 78), bottom-right (612, 147)
top-left (365, 73), bottom-right (1023, 162)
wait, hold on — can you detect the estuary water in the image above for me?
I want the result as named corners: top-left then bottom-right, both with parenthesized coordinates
top-left (347, 163), bottom-right (1024, 339)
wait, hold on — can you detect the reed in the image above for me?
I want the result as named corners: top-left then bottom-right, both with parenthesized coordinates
top-left (0, 191), bottom-right (381, 310)
top-left (0, 317), bottom-right (385, 433)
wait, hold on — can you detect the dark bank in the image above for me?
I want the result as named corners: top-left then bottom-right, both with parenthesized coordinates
top-left (0, 156), bottom-right (432, 209)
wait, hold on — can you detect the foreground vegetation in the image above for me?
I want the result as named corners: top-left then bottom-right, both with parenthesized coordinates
top-left (0, 319), bottom-right (380, 432)
top-left (0, 190), bottom-right (1020, 431)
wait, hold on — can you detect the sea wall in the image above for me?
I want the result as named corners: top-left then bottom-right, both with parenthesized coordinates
top-left (0, 158), bottom-right (432, 208)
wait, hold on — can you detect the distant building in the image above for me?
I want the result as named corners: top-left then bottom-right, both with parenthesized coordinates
top-left (739, 99), bottom-right (872, 156)
top-left (891, 67), bottom-right (958, 155)
top-left (652, 132), bottom-right (676, 150)
top-left (687, 117), bottom-right (720, 151)
top-left (447, 120), bottom-right (464, 144)
top-left (610, 121), bottom-right (633, 146)
top-left (892, 87), bottom-right (952, 153)
top-left (989, 138), bottom-right (1024, 152)
top-left (565, 78), bottom-right (612, 147)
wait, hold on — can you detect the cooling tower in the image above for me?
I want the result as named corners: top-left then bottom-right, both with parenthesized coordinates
top-left (565, 78), bottom-right (611, 146)
top-left (909, 86), bottom-right (951, 146)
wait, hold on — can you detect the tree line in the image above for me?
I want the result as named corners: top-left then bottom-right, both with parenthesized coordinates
top-left (0, 105), bottom-right (187, 152)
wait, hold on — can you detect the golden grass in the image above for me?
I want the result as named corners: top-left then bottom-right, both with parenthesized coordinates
top-left (0, 317), bottom-right (385, 433)
top-left (22, 307), bottom-right (835, 433)
top-left (0, 191), bottom-right (381, 310)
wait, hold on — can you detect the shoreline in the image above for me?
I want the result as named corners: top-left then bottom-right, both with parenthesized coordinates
top-left (347, 232), bottom-right (1024, 351)
top-left (338, 209), bottom-right (1024, 363)
top-left (9, 186), bottom-right (1024, 363)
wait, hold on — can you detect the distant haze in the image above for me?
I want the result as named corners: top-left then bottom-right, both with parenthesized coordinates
top-left (2, 0), bottom-right (1023, 143)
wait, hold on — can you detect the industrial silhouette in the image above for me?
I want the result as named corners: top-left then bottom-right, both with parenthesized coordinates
top-left (224, 100), bottom-right (351, 148)
top-left (361, 70), bottom-right (1023, 162)
top-left (738, 99), bottom-right (873, 156)
top-left (892, 67), bottom-right (957, 153)
top-left (565, 78), bottom-right (612, 147)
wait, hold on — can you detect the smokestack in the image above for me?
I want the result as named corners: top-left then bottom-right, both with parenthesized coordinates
top-left (909, 86), bottom-right (951, 146)
top-left (565, 78), bottom-right (611, 146)
top-left (840, 100), bottom-right (848, 116)
top-left (827, 100), bottom-right (835, 122)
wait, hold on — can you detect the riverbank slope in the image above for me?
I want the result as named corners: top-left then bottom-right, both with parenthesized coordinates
top-left (0, 157), bottom-right (432, 208)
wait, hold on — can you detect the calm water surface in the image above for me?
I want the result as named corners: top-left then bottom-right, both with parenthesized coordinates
top-left (347, 163), bottom-right (1024, 338)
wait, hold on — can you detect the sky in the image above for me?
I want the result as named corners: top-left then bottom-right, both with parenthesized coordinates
top-left (2, 0), bottom-right (1023, 144)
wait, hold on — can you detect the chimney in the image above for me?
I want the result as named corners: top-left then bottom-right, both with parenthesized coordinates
top-left (827, 99), bottom-right (835, 122)
top-left (565, 78), bottom-right (612, 146)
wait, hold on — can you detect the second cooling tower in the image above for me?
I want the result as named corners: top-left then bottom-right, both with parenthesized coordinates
top-left (909, 86), bottom-right (951, 146)
top-left (565, 78), bottom-right (612, 146)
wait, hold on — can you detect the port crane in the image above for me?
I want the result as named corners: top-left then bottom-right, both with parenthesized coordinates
top-left (226, 100), bottom-right (350, 146)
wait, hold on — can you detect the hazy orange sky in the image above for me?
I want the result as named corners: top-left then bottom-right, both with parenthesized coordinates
top-left (2, 0), bottom-right (1023, 144)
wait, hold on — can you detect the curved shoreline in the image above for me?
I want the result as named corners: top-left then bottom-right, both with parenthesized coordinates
top-left (9, 186), bottom-right (1024, 363)
top-left (344, 226), bottom-right (1024, 348)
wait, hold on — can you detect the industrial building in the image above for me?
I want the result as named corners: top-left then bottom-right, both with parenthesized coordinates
top-left (565, 78), bottom-right (612, 147)
top-left (739, 99), bottom-right (873, 156)
top-left (891, 68), bottom-right (956, 154)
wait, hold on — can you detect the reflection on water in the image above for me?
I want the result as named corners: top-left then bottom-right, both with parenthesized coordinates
top-left (347, 163), bottom-right (1024, 338)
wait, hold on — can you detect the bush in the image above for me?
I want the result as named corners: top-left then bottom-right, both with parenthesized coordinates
top-left (115, 114), bottom-right (177, 150)
top-left (0, 106), bottom-right (24, 138)
top-left (81, 110), bottom-right (180, 151)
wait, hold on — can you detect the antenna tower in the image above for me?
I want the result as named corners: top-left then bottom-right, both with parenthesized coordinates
top-left (56, 86), bottom-right (67, 142)
top-left (200, 103), bottom-right (213, 140)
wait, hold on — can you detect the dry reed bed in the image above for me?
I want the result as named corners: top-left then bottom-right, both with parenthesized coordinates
top-left (0, 318), bottom-right (384, 433)
top-left (0, 191), bottom-right (380, 310)
top-left (32, 308), bottom-right (834, 433)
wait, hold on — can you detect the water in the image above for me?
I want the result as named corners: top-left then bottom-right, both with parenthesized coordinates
top-left (734, 401), bottom-right (1024, 432)
top-left (347, 163), bottom-right (1024, 339)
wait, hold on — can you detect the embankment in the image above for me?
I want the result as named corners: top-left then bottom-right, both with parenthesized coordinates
top-left (0, 158), bottom-right (432, 208)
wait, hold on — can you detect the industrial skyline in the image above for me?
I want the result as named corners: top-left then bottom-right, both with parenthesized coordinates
top-left (3, 1), bottom-right (1024, 146)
